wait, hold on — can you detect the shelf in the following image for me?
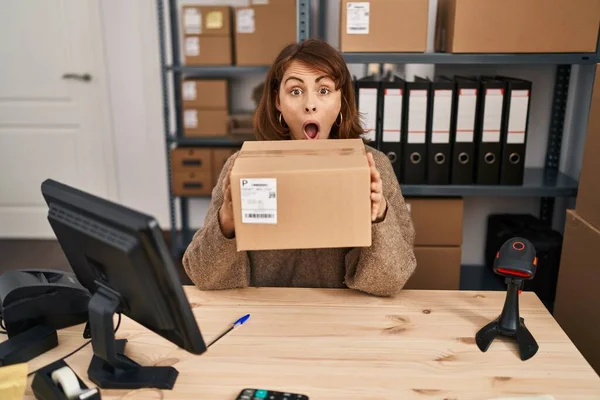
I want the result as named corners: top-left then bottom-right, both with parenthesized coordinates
top-left (342, 52), bottom-right (599, 65)
top-left (166, 65), bottom-right (269, 77)
top-left (401, 168), bottom-right (577, 197)
top-left (168, 136), bottom-right (246, 147)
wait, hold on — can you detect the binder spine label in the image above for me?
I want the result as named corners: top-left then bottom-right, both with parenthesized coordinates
top-left (383, 89), bottom-right (402, 142)
top-left (408, 90), bottom-right (427, 144)
top-left (507, 90), bottom-right (529, 144)
top-left (456, 89), bottom-right (476, 143)
top-left (432, 90), bottom-right (452, 143)
top-left (482, 89), bottom-right (503, 143)
top-left (359, 88), bottom-right (378, 141)
top-left (346, 2), bottom-right (370, 34)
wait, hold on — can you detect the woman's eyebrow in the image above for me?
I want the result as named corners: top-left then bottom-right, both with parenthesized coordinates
top-left (284, 76), bottom-right (303, 84)
top-left (315, 75), bottom-right (330, 82)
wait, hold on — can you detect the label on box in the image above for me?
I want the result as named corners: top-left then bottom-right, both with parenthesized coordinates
top-left (346, 2), bottom-right (370, 35)
top-left (185, 37), bottom-right (200, 56)
top-left (252, 0), bottom-right (269, 4)
top-left (237, 9), bottom-right (255, 34)
top-left (507, 90), bottom-right (529, 144)
top-left (184, 110), bottom-right (198, 128)
top-left (183, 82), bottom-right (197, 101)
top-left (240, 178), bottom-right (277, 224)
top-left (206, 11), bottom-right (223, 29)
top-left (406, 202), bottom-right (411, 213)
top-left (184, 8), bottom-right (202, 34)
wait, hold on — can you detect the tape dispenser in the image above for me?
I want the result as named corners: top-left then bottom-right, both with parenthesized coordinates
top-left (32, 360), bottom-right (101, 400)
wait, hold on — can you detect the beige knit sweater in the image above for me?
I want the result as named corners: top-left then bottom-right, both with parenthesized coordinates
top-left (182, 145), bottom-right (417, 297)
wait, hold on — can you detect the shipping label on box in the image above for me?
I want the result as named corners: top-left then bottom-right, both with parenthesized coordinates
top-left (240, 178), bottom-right (277, 224)
top-left (346, 2), bottom-right (370, 34)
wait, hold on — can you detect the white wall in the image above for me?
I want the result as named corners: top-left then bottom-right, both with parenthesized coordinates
top-left (100, 0), bottom-right (593, 266)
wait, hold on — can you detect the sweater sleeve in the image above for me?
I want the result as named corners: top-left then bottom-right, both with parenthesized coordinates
top-left (182, 154), bottom-right (251, 290)
top-left (343, 150), bottom-right (417, 297)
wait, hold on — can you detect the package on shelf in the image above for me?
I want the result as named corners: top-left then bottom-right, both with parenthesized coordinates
top-left (576, 64), bottom-right (600, 231)
top-left (181, 6), bottom-right (232, 65)
top-left (230, 139), bottom-right (371, 251)
top-left (183, 109), bottom-right (228, 137)
top-left (212, 147), bottom-right (237, 188)
top-left (435, 0), bottom-right (600, 53)
top-left (340, 0), bottom-right (428, 53)
top-left (554, 209), bottom-right (600, 376)
top-left (171, 147), bottom-right (213, 196)
top-left (402, 197), bottom-right (463, 290)
top-left (182, 79), bottom-right (228, 109)
top-left (234, 0), bottom-right (296, 66)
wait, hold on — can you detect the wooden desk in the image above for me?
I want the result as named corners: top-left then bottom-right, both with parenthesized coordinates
top-left (19, 287), bottom-right (600, 399)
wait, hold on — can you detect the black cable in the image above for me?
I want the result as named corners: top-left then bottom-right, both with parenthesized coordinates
top-left (27, 313), bottom-right (122, 377)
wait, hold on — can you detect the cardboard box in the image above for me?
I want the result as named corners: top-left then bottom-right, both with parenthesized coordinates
top-left (340, 0), bottom-right (428, 52)
top-left (234, 0), bottom-right (296, 66)
top-left (182, 79), bottom-right (228, 109)
top-left (230, 139), bottom-right (371, 251)
top-left (172, 171), bottom-right (213, 196)
top-left (576, 64), bottom-right (600, 230)
top-left (183, 109), bottom-right (228, 137)
top-left (404, 198), bottom-right (464, 246)
top-left (171, 147), bottom-right (212, 174)
top-left (212, 147), bottom-right (237, 188)
top-left (554, 210), bottom-right (600, 375)
top-left (183, 36), bottom-right (232, 66)
top-left (181, 6), bottom-right (232, 37)
top-left (405, 246), bottom-right (462, 290)
top-left (436, 0), bottom-right (600, 53)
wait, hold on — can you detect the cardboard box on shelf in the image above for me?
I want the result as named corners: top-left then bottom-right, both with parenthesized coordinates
top-left (172, 171), bottom-right (213, 197)
top-left (183, 109), bottom-right (228, 137)
top-left (554, 209), bottom-right (600, 375)
top-left (435, 0), bottom-right (600, 53)
top-left (182, 79), bottom-right (228, 109)
top-left (181, 6), bottom-right (232, 65)
top-left (404, 246), bottom-right (462, 290)
top-left (576, 64), bottom-right (600, 230)
top-left (234, 0), bottom-right (296, 66)
top-left (171, 147), bottom-right (212, 175)
top-left (340, 0), bottom-right (428, 53)
top-left (230, 139), bottom-right (371, 251)
top-left (404, 198), bottom-right (464, 246)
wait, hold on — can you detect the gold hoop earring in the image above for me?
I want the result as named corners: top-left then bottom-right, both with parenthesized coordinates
top-left (336, 112), bottom-right (343, 127)
top-left (278, 112), bottom-right (284, 126)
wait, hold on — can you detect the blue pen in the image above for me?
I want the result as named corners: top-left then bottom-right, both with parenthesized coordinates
top-left (207, 314), bottom-right (250, 348)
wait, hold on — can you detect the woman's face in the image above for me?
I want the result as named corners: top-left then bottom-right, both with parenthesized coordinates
top-left (276, 60), bottom-right (342, 140)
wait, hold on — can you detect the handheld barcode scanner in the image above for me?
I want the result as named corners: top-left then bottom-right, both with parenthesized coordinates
top-left (475, 237), bottom-right (539, 361)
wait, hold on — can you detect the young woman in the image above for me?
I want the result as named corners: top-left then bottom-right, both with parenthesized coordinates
top-left (182, 38), bottom-right (416, 297)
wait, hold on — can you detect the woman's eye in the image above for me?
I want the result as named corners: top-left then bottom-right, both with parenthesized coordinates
top-left (290, 88), bottom-right (302, 96)
top-left (319, 87), bottom-right (331, 95)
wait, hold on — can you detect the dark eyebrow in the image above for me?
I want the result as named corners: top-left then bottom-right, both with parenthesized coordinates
top-left (315, 75), bottom-right (330, 82)
top-left (284, 76), bottom-right (304, 84)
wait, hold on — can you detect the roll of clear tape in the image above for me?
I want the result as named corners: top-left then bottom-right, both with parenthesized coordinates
top-left (50, 366), bottom-right (83, 399)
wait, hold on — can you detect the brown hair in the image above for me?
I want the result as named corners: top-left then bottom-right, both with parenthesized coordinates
top-left (253, 38), bottom-right (365, 141)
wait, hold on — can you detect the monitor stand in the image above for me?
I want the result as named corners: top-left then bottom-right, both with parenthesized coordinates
top-left (86, 284), bottom-right (179, 389)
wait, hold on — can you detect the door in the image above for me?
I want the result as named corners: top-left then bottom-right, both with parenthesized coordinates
top-left (0, 0), bottom-right (117, 238)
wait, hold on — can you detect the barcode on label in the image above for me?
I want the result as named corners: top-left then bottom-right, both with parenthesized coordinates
top-left (245, 213), bottom-right (274, 219)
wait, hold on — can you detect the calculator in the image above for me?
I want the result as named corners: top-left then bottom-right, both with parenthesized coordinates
top-left (235, 388), bottom-right (309, 400)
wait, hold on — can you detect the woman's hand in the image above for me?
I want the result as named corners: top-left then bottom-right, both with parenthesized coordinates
top-left (367, 152), bottom-right (387, 222)
top-left (218, 156), bottom-right (237, 238)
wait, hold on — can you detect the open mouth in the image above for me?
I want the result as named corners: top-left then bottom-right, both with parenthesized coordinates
top-left (302, 121), bottom-right (320, 140)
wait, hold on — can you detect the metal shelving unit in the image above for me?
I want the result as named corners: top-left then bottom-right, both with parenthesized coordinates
top-left (157, 0), bottom-right (599, 258)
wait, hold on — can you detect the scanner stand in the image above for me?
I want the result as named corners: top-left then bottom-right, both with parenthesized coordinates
top-left (475, 278), bottom-right (539, 361)
top-left (87, 284), bottom-right (179, 389)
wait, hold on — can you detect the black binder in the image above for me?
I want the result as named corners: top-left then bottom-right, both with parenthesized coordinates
top-left (451, 76), bottom-right (478, 185)
top-left (378, 74), bottom-right (405, 179)
top-left (403, 78), bottom-right (429, 184)
top-left (496, 76), bottom-right (532, 185)
top-left (354, 75), bottom-right (381, 147)
top-left (427, 76), bottom-right (454, 184)
top-left (475, 76), bottom-right (506, 185)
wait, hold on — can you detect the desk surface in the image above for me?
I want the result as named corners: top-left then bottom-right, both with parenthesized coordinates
top-left (20, 287), bottom-right (600, 399)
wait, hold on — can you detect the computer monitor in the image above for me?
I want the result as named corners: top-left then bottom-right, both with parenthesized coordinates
top-left (41, 179), bottom-right (207, 390)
